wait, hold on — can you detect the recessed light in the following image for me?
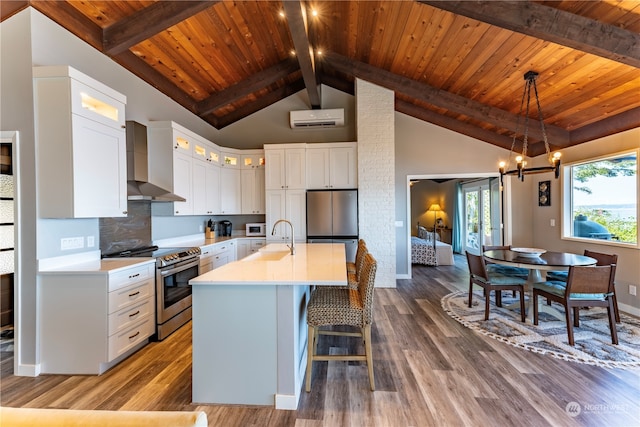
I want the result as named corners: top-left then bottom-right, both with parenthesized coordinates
top-left (311, 9), bottom-right (318, 17)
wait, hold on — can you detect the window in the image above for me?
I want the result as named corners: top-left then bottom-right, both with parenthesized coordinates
top-left (563, 150), bottom-right (638, 246)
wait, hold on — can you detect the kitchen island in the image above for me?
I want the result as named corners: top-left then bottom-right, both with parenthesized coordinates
top-left (189, 243), bottom-right (347, 410)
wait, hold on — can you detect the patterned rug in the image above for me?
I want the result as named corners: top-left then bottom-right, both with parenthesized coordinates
top-left (441, 291), bottom-right (640, 369)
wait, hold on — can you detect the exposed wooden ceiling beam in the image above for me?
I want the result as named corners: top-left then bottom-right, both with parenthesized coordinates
top-left (570, 107), bottom-right (640, 145)
top-left (320, 73), bottom-right (355, 96)
top-left (196, 59), bottom-right (300, 116)
top-left (322, 51), bottom-right (569, 145)
top-left (283, 0), bottom-right (320, 108)
top-left (113, 50), bottom-right (197, 113)
top-left (419, 0), bottom-right (640, 68)
top-left (214, 79), bottom-right (306, 129)
top-left (0, 1), bottom-right (28, 22)
top-left (103, 1), bottom-right (215, 55)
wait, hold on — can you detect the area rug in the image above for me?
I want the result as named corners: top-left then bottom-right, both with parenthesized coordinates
top-left (441, 291), bottom-right (640, 369)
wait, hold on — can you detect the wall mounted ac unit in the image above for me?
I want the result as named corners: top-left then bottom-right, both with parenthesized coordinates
top-left (289, 108), bottom-right (344, 128)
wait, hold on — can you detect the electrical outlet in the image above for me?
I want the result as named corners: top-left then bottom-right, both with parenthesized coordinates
top-left (550, 219), bottom-right (555, 227)
top-left (87, 236), bottom-right (95, 248)
top-left (199, 225), bottom-right (204, 232)
top-left (60, 237), bottom-right (84, 250)
top-left (630, 285), bottom-right (637, 296)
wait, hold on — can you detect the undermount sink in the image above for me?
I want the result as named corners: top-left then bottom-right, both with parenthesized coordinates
top-left (244, 250), bottom-right (290, 262)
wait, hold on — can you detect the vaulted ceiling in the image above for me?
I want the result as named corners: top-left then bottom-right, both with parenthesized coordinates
top-left (2, 0), bottom-right (639, 156)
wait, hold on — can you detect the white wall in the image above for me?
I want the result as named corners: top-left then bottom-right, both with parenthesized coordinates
top-left (217, 85), bottom-right (356, 148)
top-left (530, 128), bottom-right (640, 313)
top-left (0, 8), bottom-right (39, 375)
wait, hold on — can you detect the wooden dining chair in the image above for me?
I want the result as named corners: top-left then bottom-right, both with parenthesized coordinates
top-left (545, 250), bottom-right (620, 323)
top-left (466, 252), bottom-right (527, 322)
top-left (306, 252), bottom-right (378, 392)
top-left (533, 265), bottom-right (618, 346)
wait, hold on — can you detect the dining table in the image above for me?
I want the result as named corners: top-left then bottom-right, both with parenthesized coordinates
top-left (482, 248), bottom-right (597, 321)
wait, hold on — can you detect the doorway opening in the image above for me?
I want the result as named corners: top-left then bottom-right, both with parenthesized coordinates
top-left (406, 173), bottom-right (504, 278)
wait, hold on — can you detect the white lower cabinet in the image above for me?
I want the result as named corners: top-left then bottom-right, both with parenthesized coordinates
top-left (200, 240), bottom-right (237, 272)
top-left (39, 261), bottom-right (156, 375)
top-left (199, 244), bottom-right (216, 274)
top-left (237, 238), bottom-right (266, 259)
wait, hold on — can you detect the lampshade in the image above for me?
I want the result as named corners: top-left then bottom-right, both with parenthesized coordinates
top-left (428, 203), bottom-right (442, 213)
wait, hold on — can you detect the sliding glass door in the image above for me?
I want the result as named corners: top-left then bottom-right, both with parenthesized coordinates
top-left (462, 179), bottom-right (501, 254)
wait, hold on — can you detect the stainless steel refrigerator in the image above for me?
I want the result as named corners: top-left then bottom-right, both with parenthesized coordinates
top-left (306, 189), bottom-right (358, 262)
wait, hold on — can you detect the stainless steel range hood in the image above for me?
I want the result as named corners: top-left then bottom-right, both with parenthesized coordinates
top-left (126, 121), bottom-right (186, 202)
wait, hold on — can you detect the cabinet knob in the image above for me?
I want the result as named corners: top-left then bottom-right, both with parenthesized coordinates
top-left (123, 211), bottom-right (128, 214)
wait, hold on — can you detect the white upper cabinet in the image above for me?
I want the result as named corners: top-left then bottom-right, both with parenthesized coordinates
top-left (265, 189), bottom-right (306, 243)
top-left (306, 143), bottom-right (357, 189)
top-left (147, 122), bottom-right (196, 215)
top-left (220, 150), bottom-right (240, 168)
top-left (241, 168), bottom-right (265, 214)
top-left (220, 167), bottom-right (241, 214)
top-left (241, 150), bottom-right (265, 214)
top-left (264, 144), bottom-right (306, 190)
top-left (34, 66), bottom-right (128, 218)
top-left (193, 138), bottom-right (220, 215)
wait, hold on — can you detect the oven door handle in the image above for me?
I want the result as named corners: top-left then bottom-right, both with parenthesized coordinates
top-left (159, 258), bottom-right (200, 276)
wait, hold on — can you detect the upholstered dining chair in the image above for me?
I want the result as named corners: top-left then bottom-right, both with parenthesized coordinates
top-left (482, 245), bottom-right (530, 280)
top-left (465, 252), bottom-right (527, 322)
top-left (482, 245), bottom-right (529, 298)
top-left (533, 264), bottom-right (618, 346)
top-left (545, 250), bottom-right (620, 323)
top-left (306, 252), bottom-right (377, 392)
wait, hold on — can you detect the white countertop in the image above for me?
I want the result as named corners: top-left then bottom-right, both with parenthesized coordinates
top-left (190, 243), bottom-right (347, 286)
top-left (39, 257), bottom-right (156, 274)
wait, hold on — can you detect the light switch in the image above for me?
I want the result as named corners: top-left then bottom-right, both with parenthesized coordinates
top-left (550, 219), bottom-right (555, 227)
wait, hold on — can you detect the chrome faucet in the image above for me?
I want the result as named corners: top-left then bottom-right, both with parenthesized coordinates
top-left (272, 219), bottom-right (295, 255)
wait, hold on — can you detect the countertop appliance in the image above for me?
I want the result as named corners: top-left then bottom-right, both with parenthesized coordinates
top-left (246, 222), bottom-right (266, 237)
top-left (219, 220), bottom-right (232, 237)
top-left (102, 245), bottom-right (201, 340)
top-left (306, 189), bottom-right (358, 262)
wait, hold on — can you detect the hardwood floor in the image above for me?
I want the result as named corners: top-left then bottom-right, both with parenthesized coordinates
top-left (2, 254), bottom-right (639, 426)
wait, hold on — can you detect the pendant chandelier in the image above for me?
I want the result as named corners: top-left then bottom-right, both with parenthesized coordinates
top-left (499, 70), bottom-right (561, 183)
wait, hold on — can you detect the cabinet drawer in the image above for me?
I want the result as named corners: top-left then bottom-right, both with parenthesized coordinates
top-left (109, 263), bottom-right (154, 292)
top-left (108, 280), bottom-right (153, 314)
top-left (108, 297), bottom-right (153, 336)
top-left (108, 317), bottom-right (154, 361)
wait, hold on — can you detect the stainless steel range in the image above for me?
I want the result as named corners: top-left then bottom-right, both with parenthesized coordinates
top-left (103, 245), bottom-right (201, 340)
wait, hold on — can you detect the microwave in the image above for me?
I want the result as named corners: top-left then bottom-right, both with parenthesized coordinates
top-left (246, 223), bottom-right (266, 237)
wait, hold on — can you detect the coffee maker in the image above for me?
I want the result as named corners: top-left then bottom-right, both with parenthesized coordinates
top-left (218, 220), bottom-right (232, 237)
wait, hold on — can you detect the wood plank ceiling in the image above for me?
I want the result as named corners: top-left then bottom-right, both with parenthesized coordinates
top-left (2, 0), bottom-right (639, 157)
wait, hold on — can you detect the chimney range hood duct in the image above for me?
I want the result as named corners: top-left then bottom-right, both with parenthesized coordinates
top-left (126, 121), bottom-right (186, 202)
